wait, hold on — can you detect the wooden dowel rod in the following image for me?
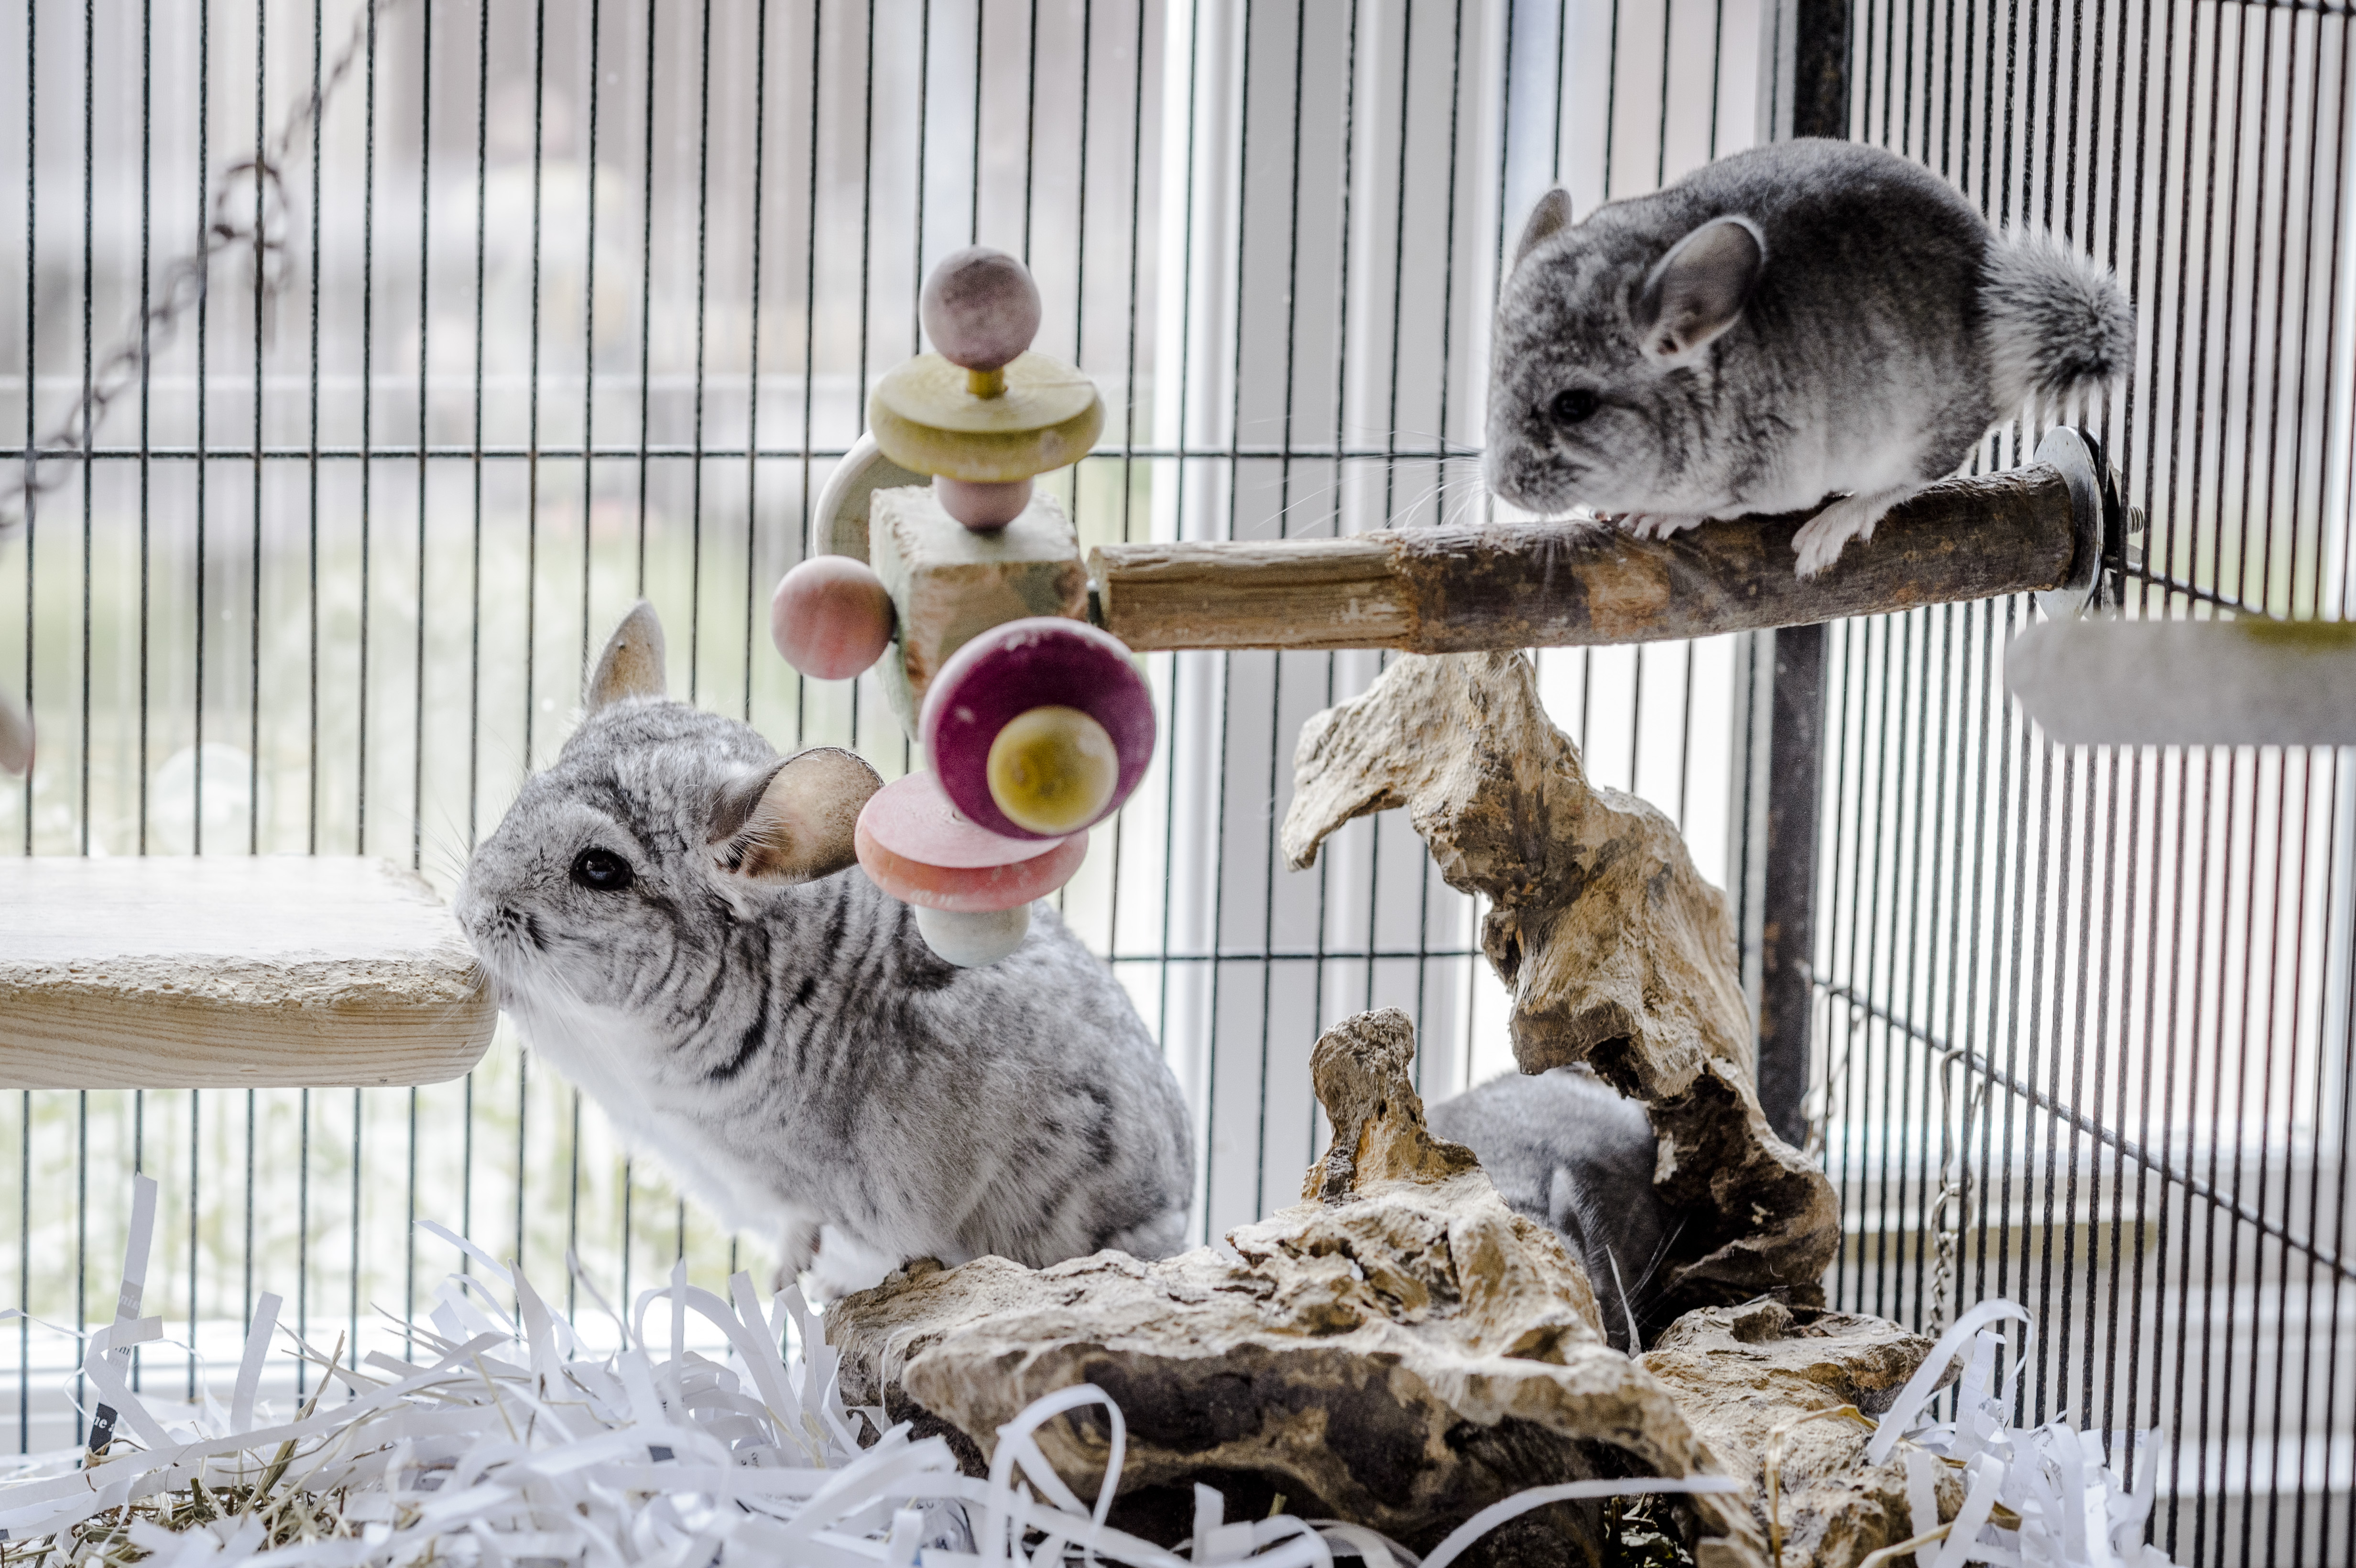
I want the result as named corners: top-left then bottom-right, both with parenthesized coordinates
top-left (1091, 461), bottom-right (2084, 653)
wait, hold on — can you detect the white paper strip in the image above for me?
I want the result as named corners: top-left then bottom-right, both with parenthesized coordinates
top-left (2, 1193), bottom-right (2182, 1568)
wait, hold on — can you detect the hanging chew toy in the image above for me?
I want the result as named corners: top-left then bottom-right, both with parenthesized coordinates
top-left (769, 248), bottom-right (1149, 967)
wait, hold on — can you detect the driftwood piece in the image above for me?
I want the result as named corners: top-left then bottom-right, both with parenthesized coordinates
top-left (1091, 462), bottom-right (2078, 652)
top-left (829, 1008), bottom-right (1770, 1568)
top-left (0, 857), bottom-right (495, 1089)
top-left (1641, 1298), bottom-right (1949, 1568)
top-left (1281, 652), bottom-right (1839, 1318)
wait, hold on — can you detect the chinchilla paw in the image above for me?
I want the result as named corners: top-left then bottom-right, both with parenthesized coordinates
top-left (1791, 485), bottom-right (1918, 579)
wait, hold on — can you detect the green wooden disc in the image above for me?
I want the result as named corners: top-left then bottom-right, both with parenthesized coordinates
top-left (869, 350), bottom-right (1105, 482)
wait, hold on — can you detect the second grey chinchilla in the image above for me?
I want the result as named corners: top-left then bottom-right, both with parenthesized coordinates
top-left (1485, 139), bottom-right (2134, 577)
top-left (457, 602), bottom-right (1193, 1296)
top-left (1427, 1067), bottom-right (1677, 1353)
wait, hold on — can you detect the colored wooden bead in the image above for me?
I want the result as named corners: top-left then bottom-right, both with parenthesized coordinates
top-left (920, 617), bottom-right (1156, 841)
top-left (935, 475), bottom-right (1033, 531)
top-left (985, 705), bottom-right (1119, 837)
top-left (921, 247), bottom-right (1042, 378)
top-left (770, 556), bottom-right (896, 680)
top-left (912, 904), bottom-right (1031, 967)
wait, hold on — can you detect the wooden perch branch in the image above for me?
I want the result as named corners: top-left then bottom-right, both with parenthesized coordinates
top-left (1092, 461), bottom-right (2081, 652)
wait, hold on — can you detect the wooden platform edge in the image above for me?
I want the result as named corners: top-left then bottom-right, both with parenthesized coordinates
top-left (0, 856), bottom-right (499, 1090)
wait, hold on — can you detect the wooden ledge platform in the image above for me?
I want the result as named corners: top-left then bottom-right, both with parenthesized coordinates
top-left (0, 856), bottom-right (496, 1090)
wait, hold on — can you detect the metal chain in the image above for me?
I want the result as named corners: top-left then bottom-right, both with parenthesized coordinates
top-left (0, 0), bottom-right (403, 537)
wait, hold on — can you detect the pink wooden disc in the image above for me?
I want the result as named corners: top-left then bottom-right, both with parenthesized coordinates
top-left (855, 773), bottom-right (1087, 912)
top-left (856, 770), bottom-right (1069, 869)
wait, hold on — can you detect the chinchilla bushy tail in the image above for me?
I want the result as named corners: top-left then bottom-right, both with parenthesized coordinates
top-left (1981, 230), bottom-right (2136, 412)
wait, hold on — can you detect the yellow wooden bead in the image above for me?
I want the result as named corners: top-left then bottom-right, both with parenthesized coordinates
top-left (986, 705), bottom-right (1119, 836)
top-left (868, 351), bottom-right (1105, 483)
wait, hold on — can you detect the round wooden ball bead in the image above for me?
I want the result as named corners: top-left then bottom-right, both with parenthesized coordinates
top-left (921, 247), bottom-right (1042, 372)
top-left (913, 904), bottom-right (1031, 967)
top-left (770, 556), bottom-right (894, 680)
top-left (935, 476), bottom-right (1032, 530)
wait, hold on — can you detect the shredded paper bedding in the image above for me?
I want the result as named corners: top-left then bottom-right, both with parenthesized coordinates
top-left (0, 1178), bottom-right (2174, 1568)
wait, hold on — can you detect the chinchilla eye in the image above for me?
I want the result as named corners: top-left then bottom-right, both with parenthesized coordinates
top-left (1549, 387), bottom-right (1601, 425)
top-left (571, 847), bottom-right (636, 892)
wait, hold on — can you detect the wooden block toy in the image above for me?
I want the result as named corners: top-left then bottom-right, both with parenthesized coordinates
top-left (867, 481), bottom-right (1091, 733)
top-left (763, 248), bottom-right (1116, 967)
top-left (0, 856), bottom-right (496, 1089)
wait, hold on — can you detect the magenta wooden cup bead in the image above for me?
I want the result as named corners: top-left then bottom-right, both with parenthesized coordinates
top-left (920, 617), bottom-right (1157, 841)
top-left (920, 247), bottom-right (1042, 372)
top-left (770, 556), bottom-right (895, 680)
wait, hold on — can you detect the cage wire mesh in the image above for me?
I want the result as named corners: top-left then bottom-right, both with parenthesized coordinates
top-left (0, 0), bottom-right (2350, 1564)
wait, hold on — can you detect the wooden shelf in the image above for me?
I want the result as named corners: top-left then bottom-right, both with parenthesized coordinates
top-left (0, 857), bottom-right (496, 1090)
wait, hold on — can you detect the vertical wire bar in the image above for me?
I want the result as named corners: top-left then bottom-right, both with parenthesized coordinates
top-left (742, 0), bottom-right (770, 725)
top-left (1100, 0), bottom-right (1153, 984)
top-left (792, 0), bottom-right (819, 754)
top-left (2282, 41), bottom-right (2356, 1527)
top-left (404, 0), bottom-right (433, 1355)
top-left (19, 0), bottom-right (33, 871)
top-left (77, 0), bottom-right (91, 862)
top-left (357, 0), bottom-right (378, 860)
top-left (686, 0), bottom-right (711, 704)
top-left (525, 0), bottom-right (549, 775)
top-left (634, 0), bottom-right (657, 593)
top-left (1412, 0), bottom-right (1471, 1071)
top-left (582, 0), bottom-right (603, 707)
top-left (305, 0), bottom-right (321, 860)
top-left (1156, 0), bottom-right (1205, 1238)
top-left (1250, 0), bottom-right (1310, 1210)
top-left (248, 0), bottom-right (264, 860)
top-left (137, 0), bottom-right (153, 859)
top-left (16, 1092), bottom-right (26, 1446)
top-left (1201, 0), bottom-right (1261, 1238)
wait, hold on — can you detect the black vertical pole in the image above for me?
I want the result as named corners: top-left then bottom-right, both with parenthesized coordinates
top-left (1755, 0), bottom-right (1849, 1148)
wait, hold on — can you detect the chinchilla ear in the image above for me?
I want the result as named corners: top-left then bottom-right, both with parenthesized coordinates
top-left (708, 746), bottom-right (882, 884)
top-left (586, 600), bottom-right (667, 712)
top-left (1513, 187), bottom-right (1574, 270)
top-left (1636, 215), bottom-right (1766, 360)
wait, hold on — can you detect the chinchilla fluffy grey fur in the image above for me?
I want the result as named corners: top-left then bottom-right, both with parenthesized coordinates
top-left (1426, 1067), bottom-right (1676, 1353)
top-left (1485, 138), bottom-right (2134, 577)
top-left (458, 602), bottom-right (1192, 1294)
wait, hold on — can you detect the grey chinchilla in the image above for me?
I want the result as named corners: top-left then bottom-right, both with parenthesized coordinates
top-left (1485, 138), bottom-right (2134, 577)
top-left (1426, 1067), bottom-right (1677, 1353)
top-left (458, 601), bottom-right (1193, 1296)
